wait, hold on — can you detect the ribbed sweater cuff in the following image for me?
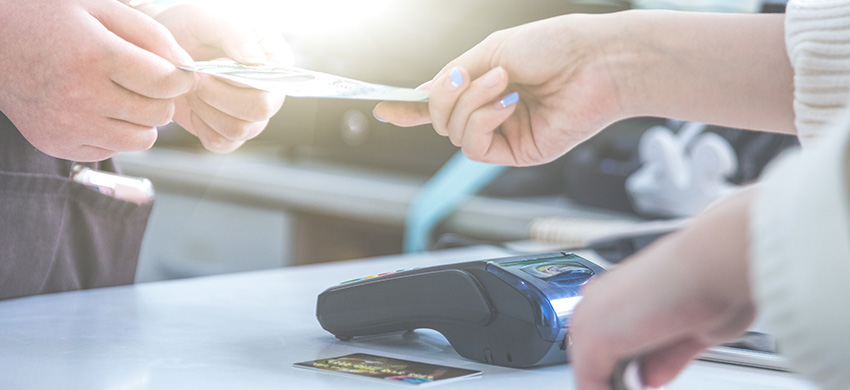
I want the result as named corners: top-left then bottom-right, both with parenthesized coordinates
top-left (786, 0), bottom-right (850, 146)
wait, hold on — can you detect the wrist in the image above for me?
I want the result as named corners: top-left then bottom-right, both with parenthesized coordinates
top-left (556, 11), bottom-right (665, 122)
top-left (597, 10), bottom-right (682, 120)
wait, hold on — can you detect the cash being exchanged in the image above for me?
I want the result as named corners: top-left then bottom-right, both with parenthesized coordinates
top-left (179, 60), bottom-right (429, 102)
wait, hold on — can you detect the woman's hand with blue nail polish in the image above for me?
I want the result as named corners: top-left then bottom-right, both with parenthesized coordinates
top-left (374, 12), bottom-right (628, 166)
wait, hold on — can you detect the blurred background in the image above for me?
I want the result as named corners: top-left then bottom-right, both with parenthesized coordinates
top-left (122, 0), bottom-right (795, 282)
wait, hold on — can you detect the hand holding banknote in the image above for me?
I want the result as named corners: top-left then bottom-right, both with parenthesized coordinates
top-left (0, 0), bottom-right (292, 159)
top-left (373, 14), bottom-right (627, 167)
top-left (0, 0), bottom-right (195, 162)
top-left (151, 4), bottom-right (292, 153)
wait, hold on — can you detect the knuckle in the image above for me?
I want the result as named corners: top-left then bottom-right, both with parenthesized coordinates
top-left (246, 98), bottom-right (277, 122)
top-left (245, 121), bottom-right (269, 140)
top-left (127, 99), bottom-right (174, 128)
top-left (480, 32), bottom-right (503, 51)
top-left (522, 149), bottom-right (547, 166)
top-left (139, 19), bottom-right (174, 46)
top-left (137, 128), bottom-right (159, 150)
top-left (144, 100), bottom-right (175, 127)
top-left (122, 127), bottom-right (158, 152)
top-left (431, 120), bottom-right (450, 136)
top-left (462, 146), bottom-right (484, 162)
top-left (153, 69), bottom-right (193, 100)
top-left (485, 29), bottom-right (509, 44)
top-left (218, 120), bottom-right (253, 141)
top-left (157, 101), bottom-right (177, 126)
top-left (161, 71), bottom-right (194, 98)
top-left (447, 133), bottom-right (462, 147)
top-left (211, 140), bottom-right (241, 153)
top-left (200, 130), bottom-right (240, 153)
top-left (201, 134), bottom-right (231, 152)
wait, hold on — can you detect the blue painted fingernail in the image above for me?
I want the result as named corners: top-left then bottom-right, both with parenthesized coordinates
top-left (449, 67), bottom-right (464, 87)
top-left (372, 107), bottom-right (388, 123)
top-left (500, 92), bottom-right (519, 108)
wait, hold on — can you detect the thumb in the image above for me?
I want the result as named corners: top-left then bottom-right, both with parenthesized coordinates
top-left (95, 1), bottom-right (194, 67)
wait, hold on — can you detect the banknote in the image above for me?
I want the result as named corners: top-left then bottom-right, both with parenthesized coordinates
top-left (179, 61), bottom-right (429, 102)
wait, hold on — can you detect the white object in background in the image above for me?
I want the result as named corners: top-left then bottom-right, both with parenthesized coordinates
top-left (625, 122), bottom-right (738, 218)
top-left (527, 217), bottom-right (639, 247)
top-left (631, 0), bottom-right (763, 13)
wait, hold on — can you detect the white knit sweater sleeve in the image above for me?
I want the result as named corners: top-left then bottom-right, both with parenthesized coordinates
top-left (750, 1), bottom-right (850, 389)
top-left (785, 0), bottom-right (850, 145)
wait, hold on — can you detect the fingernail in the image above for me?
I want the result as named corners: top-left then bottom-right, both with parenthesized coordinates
top-left (373, 107), bottom-right (388, 123)
top-left (499, 92), bottom-right (519, 108)
top-left (481, 67), bottom-right (504, 88)
top-left (449, 67), bottom-right (464, 88)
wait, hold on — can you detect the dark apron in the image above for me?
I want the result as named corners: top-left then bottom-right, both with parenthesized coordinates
top-left (0, 112), bottom-right (152, 300)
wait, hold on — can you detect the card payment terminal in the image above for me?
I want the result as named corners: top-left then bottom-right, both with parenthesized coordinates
top-left (316, 252), bottom-right (605, 368)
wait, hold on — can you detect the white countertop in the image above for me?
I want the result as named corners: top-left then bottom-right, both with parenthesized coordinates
top-left (0, 246), bottom-right (816, 390)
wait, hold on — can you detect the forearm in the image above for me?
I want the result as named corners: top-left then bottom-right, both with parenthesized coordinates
top-left (607, 10), bottom-right (795, 134)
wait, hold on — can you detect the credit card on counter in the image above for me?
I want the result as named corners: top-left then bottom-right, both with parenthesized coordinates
top-left (294, 353), bottom-right (480, 386)
top-left (180, 61), bottom-right (429, 102)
